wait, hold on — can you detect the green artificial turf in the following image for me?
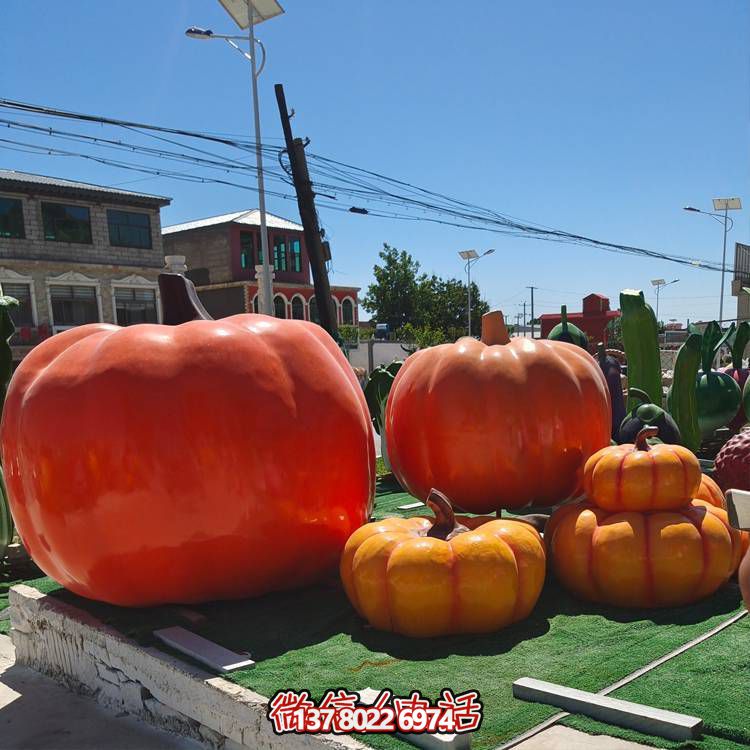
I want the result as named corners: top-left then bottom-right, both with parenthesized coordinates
top-left (3, 480), bottom-right (749, 750)
top-left (564, 614), bottom-right (750, 750)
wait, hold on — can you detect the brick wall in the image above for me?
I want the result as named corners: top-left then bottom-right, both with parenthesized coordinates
top-left (163, 227), bottom-right (231, 284)
top-left (0, 191), bottom-right (165, 268)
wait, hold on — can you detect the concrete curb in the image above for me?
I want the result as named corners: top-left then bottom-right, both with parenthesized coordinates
top-left (9, 585), bottom-right (366, 750)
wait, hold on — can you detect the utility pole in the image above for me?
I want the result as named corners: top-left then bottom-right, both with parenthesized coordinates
top-left (274, 83), bottom-right (338, 338)
top-left (527, 285), bottom-right (537, 339)
top-left (521, 301), bottom-right (527, 337)
top-left (515, 312), bottom-right (522, 334)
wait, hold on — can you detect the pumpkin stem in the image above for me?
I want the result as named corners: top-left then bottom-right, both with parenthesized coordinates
top-left (634, 425), bottom-right (659, 451)
top-left (480, 311), bottom-right (510, 346)
top-left (158, 273), bottom-right (214, 325)
top-left (426, 489), bottom-right (457, 540)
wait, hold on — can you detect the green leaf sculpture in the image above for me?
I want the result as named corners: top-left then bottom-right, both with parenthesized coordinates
top-left (364, 360), bottom-right (403, 473)
top-left (619, 290), bottom-right (662, 411)
top-left (666, 333), bottom-right (702, 452)
top-left (0, 296), bottom-right (18, 559)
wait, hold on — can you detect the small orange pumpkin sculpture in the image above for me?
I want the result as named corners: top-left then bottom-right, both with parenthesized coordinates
top-left (385, 311), bottom-right (611, 512)
top-left (340, 490), bottom-right (545, 637)
top-left (583, 427), bottom-right (701, 512)
top-left (547, 499), bottom-right (741, 608)
top-left (695, 473), bottom-right (726, 509)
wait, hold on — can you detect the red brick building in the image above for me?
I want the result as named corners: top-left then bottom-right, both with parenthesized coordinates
top-left (539, 293), bottom-right (620, 344)
top-left (162, 209), bottom-right (359, 325)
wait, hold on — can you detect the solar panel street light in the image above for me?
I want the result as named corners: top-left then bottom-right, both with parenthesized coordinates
top-left (684, 199), bottom-right (743, 321)
top-left (185, 1), bottom-right (285, 315)
top-left (458, 249), bottom-right (495, 337)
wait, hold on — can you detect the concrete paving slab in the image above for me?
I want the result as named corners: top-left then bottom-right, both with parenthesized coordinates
top-left (511, 725), bottom-right (657, 750)
top-left (0, 635), bottom-right (202, 750)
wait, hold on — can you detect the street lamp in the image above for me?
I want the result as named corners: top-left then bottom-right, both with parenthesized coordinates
top-left (458, 248), bottom-right (495, 336)
top-left (185, 0), bottom-right (285, 316)
top-left (683, 198), bottom-right (742, 323)
top-left (650, 278), bottom-right (679, 327)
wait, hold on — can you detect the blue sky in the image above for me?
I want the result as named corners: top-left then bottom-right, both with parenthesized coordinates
top-left (2, 1), bottom-right (748, 324)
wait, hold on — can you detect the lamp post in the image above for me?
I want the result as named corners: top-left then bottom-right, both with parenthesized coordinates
top-left (458, 248), bottom-right (495, 336)
top-left (185, 0), bottom-right (284, 316)
top-left (684, 198), bottom-right (742, 323)
top-left (650, 278), bottom-right (679, 329)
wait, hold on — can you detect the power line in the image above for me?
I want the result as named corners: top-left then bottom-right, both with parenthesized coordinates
top-left (0, 97), bottom-right (742, 276)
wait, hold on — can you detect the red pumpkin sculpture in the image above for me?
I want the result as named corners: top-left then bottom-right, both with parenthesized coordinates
top-left (0, 275), bottom-right (375, 606)
top-left (385, 311), bottom-right (611, 512)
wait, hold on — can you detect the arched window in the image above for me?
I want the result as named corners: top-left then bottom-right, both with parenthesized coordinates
top-left (291, 296), bottom-right (305, 320)
top-left (342, 298), bottom-right (354, 325)
top-left (252, 294), bottom-right (259, 313)
top-left (309, 296), bottom-right (319, 324)
top-left (274, 295), bottom-right (287, 318)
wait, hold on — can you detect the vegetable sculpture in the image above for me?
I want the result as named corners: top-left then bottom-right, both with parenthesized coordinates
top-left (714, 430), bottom-right (750, 493)
top-left (584, 427), bottom-right (700, 512)
top-left (340, 489), bottom-right (545, 637)
top-left (597, 343), bottom-right (625, 440)
top-left (666, 333), bottom-right (702, 452)
top-left (724, 321), bottom-right (750, 431)
top-left (620, 290), bottom-right (662, 412)
top-left (364, 360), bottom-right (403, 473)
top-left (385, 311), bottom-right (611, 512)
top-left (548, 305), bottom-right (589, 349)
top-left (0, 274), bottom-right (375, 606)
top-left (0, 295), bottom-right (17, 560)
top-left (617, 388), bottom-right (681, 445)
top-left (695, 473), bottom-right (726, 509)
top-left (547, 498), bottom-right (741, 608)
top-left (550, 426), bottom-right (741, 607)
top-left (694, 322), bottom-right (741, 437)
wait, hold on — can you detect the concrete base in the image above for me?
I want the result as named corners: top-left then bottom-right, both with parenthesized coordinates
top-left (9, 585), bottom-right (364, 750)
top-left (0, 633), bottom-right (200, 749)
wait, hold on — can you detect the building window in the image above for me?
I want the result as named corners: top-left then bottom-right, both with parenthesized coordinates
top-left (114, 287), bottom-right (158, 325)
top-left (273, 237), bottom-right (288, 272)
top-left (50, 285), bottom-right (98, 327)
top-left (42, 202), bottom-right (92, 244)
top-left (107, 210), bottom-right (152, 249)
top-left (291, 239), bottom-right (302, 272)
top-left (274, 295), bottom-right (287, 318)
top-left (252, 294), bottom-right (259, 313)
top-left (240, 232), bottom-right (255, 270)
top-left (291, 296), bottom-right (304, 320)
top-left (309, 296), bottom-right (319, 324)
top-left (3, 283), bottom-right (34, 327)
top-left (342, 298), bottom-right (354, 325)
top-left (0, 198), bottom-right (24, 239)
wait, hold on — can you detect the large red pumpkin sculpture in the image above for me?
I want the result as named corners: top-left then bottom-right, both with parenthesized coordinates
top-left (0, 275), bottom-right (375, 606)
top-left (385, 311), bottom-right (611, 513)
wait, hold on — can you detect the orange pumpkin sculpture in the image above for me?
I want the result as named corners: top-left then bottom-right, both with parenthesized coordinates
top-left (692, 476), bottom-right (750, 561)
top-left (583, 426), bottom-right (701, 512)
top-left (695, 473), bottom-right (726, 509)
top-left (0, 275), bottom-right (375, 606)
top-left (340, 489), bottom-right (546, 637)
top-left (547, 499), bottom-right (742, 608)
top-left (385, 311), bottom-right (611, 513)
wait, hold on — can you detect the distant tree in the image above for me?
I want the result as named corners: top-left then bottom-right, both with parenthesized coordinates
top-left (363, 243), bottom-right (490, 340)
top-left (362, 244), bottom-right (421, 332)
top-left (606, 317), bottom-right (623, 350)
